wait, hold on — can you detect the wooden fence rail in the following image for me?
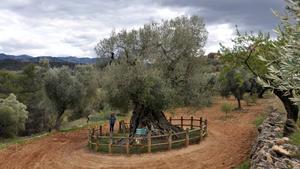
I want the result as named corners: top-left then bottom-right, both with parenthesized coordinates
top-left (88, 116), bottom-right (207, 154)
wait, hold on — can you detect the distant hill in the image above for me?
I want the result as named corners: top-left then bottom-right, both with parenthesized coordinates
top-left (0, 53), bottom-right (98, 64)
top-left (0, 53), bottom-right (109, 70)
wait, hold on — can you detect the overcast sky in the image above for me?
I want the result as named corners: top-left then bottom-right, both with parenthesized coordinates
top-left (0, 0), bottom-right (285, 57)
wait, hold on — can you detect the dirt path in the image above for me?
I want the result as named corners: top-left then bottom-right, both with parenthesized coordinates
top-left (0, 97), bottom-right (277, 169)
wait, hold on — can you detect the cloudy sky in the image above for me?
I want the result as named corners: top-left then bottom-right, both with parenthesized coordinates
top-left (0, 0), bottom-right (285, 57)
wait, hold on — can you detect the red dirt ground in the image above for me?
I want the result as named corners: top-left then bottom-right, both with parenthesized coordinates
top-left (0, 97), bottom-right (278, 169)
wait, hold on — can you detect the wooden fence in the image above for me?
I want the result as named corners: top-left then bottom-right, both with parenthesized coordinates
top-left (88, 116), bottom-right (207, 154)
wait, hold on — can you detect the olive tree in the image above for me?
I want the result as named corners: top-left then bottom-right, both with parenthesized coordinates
top-left (258, 0), bottom-right (299, 134)
top-left (72, 65), bottom-right (100, 119)
top-left (219, 68), bottom-right (252, 109)
top-left (96, 16), bottom-right (210, 135)
top-left (44, 66), bottom-right (84, 130)
top-left (20, 63), bottom-right (51, 134)
top-left (0, 94), bottom-right (28, 137)
top-left (219, 0), bottom-right (299, 135)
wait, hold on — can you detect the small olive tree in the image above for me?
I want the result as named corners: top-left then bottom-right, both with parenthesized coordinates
top-left (219, 68), bottom-right (252, 109)
top-left (44, 67), bottom-right (84, 130)
top-left (0, 94), bottom-right (28, 137)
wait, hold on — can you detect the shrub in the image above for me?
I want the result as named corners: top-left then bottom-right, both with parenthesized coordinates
top-left (0, 94), bottom-right (28, 137)
top-left (253, 114), bottom-right (266, 128)
top-left (221, 102), bottom-right (233, 118)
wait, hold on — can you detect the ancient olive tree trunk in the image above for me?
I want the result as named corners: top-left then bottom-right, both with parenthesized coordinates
top-left (129, 104), bottom-right (181, 136)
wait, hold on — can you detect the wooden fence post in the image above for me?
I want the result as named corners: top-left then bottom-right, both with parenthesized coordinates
top-left (199, 117), bottom-right (203, 142)
top-left (96, 133), bottom-right (100, 151)
top-left (185, 128), bottom-right (189, 147)
top-left (205, 119), bottom-right (208, 137)
top-left (92, 128), bottom-right (95, 136)
top-left (99, 125), bottom-right (102, 136)
top-left (147, 132), bottom-right (151, 153)
top-left (88, 129), bottom-right (91, 149)
top-left (190, 116), bottom-right (194, 129)
top-left (119, 121), bottom-right (121, 133)
top-left (168, 131), bottom-right (172, 150)
top-left (108, 132), bottom-right (112, 154)
top-left (126, 134), bottom-right (130, 155)
top-left (181, 116), bottom-right (183, 129)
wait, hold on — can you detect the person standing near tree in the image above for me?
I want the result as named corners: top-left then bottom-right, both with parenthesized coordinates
top-left (109, 112), bottom-right (116, 133)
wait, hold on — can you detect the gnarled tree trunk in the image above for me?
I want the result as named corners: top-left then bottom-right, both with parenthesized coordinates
top-left (273, 89), bottom-right (299, 136)
top-left (129, 104), bottom-right (181, 137)
top-left (54, 110), bottom-right (64, 130)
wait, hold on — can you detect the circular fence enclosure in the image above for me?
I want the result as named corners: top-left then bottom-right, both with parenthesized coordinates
top-left (88, 116), bottom-right (208, 155)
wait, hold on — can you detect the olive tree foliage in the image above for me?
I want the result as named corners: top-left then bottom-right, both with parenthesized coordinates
top-left (43, 65), bottom-right (99, 129)
top-left (95, 15), bottom-right (211, 108)
top-left (20, 63), bottom-right (51, 134)
top-left (218, 30), bottom-right (274, 109)
top-left (219, 0), bottom-right (299, 134)
top-left (219, 68), bottom-right (252, 109)
top-left (95, 16), bottom-right (207, 61)
top-left (101, 58), bottom-right (172, 113)
top-left (44, 66), bottom-right (85, 130)
top-left (0, 94), bottom-right (28, 137)
top-left (72, 65), bottom-right (100, 119)
top-left (259, 0), bottom-right (300, 106)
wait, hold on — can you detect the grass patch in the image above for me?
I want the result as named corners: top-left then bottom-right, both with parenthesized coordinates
top-left (253, 113), bottom-right (266, 128)
top-left (290, 131), bottom-right (300, 146)
top-left (235, 160), bottom-right (250, 169)
top-left (0, 132), bottom-right (49, 150)
top-left (289, 119), bottom-right (300, 147)
top-left (221, 102), bottom-right (234, 119)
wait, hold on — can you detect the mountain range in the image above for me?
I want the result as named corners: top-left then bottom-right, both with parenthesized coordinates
top-left (0, 53), bottom-right (108, 70)
top-left (0, 53), bottom-right (98, 64)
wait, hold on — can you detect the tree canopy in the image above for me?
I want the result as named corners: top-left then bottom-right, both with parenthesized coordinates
top-left (95, 15), bottom-right (215, 135)
top-left (0, 94), bottom-right (28, 137)
top-left (259, 0), bottom-right (300, 105)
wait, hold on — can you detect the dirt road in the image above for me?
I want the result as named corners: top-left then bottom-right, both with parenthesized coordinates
top-left (0, 97), bottom-right (277, 169)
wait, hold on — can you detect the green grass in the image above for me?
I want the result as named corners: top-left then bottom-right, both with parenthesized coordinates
top-left (253, 113), bottom-right (266, 128)
top-left (221, 102), bottom-right (234, 119)
top-left (0, 132), bottom-right (49, 150)
top-left (235, 160), bottom-right (250, 169)
top-left (289, 119), bottom-right (300, 147)
top-left (290, 131), bottom-right (300, 146)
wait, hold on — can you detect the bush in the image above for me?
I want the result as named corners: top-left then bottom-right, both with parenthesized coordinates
top-left (221, 102), bottom-right (233, 118)
top-left (0, 94), bottom-right (28, 137)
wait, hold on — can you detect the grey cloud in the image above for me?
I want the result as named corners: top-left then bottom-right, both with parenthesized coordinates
top-left (159, 0), bottom-right (285, 33)
top-left (0, 0), bottom-right (287, 56)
